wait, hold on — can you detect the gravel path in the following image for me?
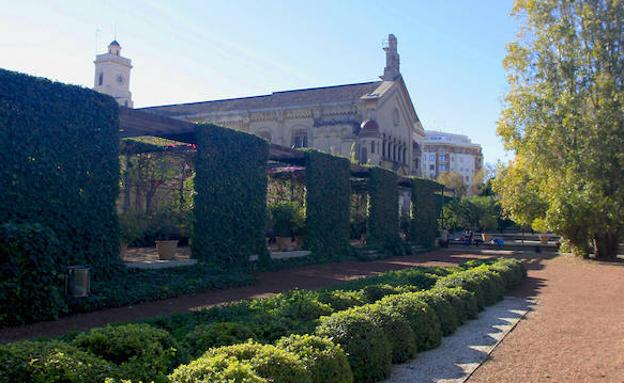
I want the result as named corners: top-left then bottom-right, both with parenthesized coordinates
top-left (468, 254), bottom-right (624, 383)
top-left (385, 296), bottom-right (531, 383)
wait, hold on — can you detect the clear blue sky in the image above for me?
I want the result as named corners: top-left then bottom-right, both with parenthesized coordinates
top-left (0, 0), bottom-right (518, 163)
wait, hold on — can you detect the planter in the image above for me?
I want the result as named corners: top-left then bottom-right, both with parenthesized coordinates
top-left (155, 240), bottom-right (178, 260)
top-left (482, 233), bottom-right (492, 242)
top-left (538, 234), bottom-right (549, 244)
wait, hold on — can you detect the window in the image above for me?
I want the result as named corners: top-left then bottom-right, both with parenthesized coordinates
top-left (439, 164), bottom-right (447, 171)
top-left (382, 139), bottom-right (386, 157)
top-left (371, 141), bottom-right (375, 154)
top-left (292, 131), bottom-right (307, 148)
top-left (98, 73), bottom-right (103, 86)
top-left (360, 147), bottom-right (368, 164)
top-left (429, 164), bottom-right (435, 170)
top-left (439, 154), bottom-right (446, 161)
top-left (465, 176), bottom-right (470, 182)
top-left (429, 154), bottom-right (435, 161)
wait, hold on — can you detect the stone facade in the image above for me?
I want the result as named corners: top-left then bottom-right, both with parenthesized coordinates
top-left (94, 40), bottom-right (133, 107)
top-left (141, 34), bottom-right (425, 176)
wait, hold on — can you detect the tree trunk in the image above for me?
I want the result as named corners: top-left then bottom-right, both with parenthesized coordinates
top-left (593, 232), bottom-right (619, 260)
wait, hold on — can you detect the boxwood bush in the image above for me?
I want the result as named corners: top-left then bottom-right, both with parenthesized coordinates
top-left (276, 334), bottom-right (353, 383)
top-left (192, 342), bottom-right (311, 383)
top-left (317, 289), bottom-right (367, 311)
top-left (316, 308), bottom-right (392, 383)
top-left (436, 265), bottom-right (506, 309)
top-left (413, 288), bottom-right (461, 336)
top-left (167, 353), bottom-right (268, 383)
top-left (72, 323), bottom-right (178, 383)
top-left (184, 322), bottom-right (257, 358)
top-left (0, 340), bottom-right (114, 383)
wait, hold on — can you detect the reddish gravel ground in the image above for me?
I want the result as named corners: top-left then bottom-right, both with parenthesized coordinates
top-left (469, 254), bottom-right (624, 383)
top-left (0, 250), bottom-right (491, 343)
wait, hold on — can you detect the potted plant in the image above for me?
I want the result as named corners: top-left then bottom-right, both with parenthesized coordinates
top-left (269, 201), bottom-right (304, 251)
top-left (154, 218), bottom-right (180, 260)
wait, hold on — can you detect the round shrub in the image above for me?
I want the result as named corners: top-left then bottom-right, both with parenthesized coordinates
top-left (488, 259), bottom-right (526, 290)
top-left (204, 342), bottom-right (311, 383)
top-left (315, 308), bottom-right (392, 383)
top-left (446, 287), bottom-right (479, 322)
top-left (168, 353), bottom-right (268, 383)
top-left (72, 323), bottom-right (178, 382)
top-left (184, 321), bottom-right (257, 357)
top-left (436, 266), bottom-right (506, 309)
top-left (0, 222), bottom-right (66, 326)
top-left (317, 289), bottom-right (367, 311)
top-left (378, 293), bottom-right (442, 351)
top-left (414, 288), bottom-right (460, 336)
top-left (271, 289), bottom-right (333, 321)
top-left (360, 284), bottom-right (406, 303)
top-left (276, 334), bottom-right (353, 383)
top-left (355, 304), bottom-right (417, 363)
top-left (0, 340), bottom-right (114, 383)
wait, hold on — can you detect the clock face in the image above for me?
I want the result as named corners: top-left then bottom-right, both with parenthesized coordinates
top-left (116, 74), bottom-right (125, 85)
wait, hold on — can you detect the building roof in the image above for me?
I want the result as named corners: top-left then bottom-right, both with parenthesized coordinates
top-left (359, 119), bottom-right (381, 137)
top-left (141, 81), bottom-right (383, 118)
top-left (109, 40), bottom-right (120, 47)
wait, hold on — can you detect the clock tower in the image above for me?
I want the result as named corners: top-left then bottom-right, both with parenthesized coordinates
top-left (93, 40), bottom-right (133, 107)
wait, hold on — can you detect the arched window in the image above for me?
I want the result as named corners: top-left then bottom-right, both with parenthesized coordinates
top-left (370, 141), bottom-right (375, 154)
top-left (360, 147), bottom-right (368, 164)
top-left (98, 73), bottom-right (103, 86)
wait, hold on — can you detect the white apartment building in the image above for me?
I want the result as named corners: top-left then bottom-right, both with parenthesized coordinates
top-left (422, 130), bottom-right (483, 187)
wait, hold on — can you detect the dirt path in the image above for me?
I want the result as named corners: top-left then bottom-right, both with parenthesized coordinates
top-left (468, 254), bottom-right (624, 383)
top-left (0, 250), bottom-right (494, 343)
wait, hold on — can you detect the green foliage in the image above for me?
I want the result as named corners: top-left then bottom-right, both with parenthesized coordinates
top-left (268, 201), bottom-right (305, 237)
top-left (410, 178), bottom-right (439, 248)
top-left (317, 289), bottom-right (367, 311)
top-left (0, 69), bottom-right (121, 275)
top-left (168, 353), bottom-right (268, 383)
top-left (495, 0), bottom-right (624, 258)
top-left (316, 308), bottom-right (392, 383)
top-left (0, 223), bottom-right (66, 325)
top-left (276, 334), bottom-right (353, 383)
top-left (412, 288), bottom-right (460, 336)
top-left (441, 195), bottom-right (500, 232)
top-left (72, 323), bottom-right (178, 383)
top-left (200, 342), bottom-right (311, 383)
top-left (377, 293), bottom-right (442, 351)
top-left (193, 124), bottom-right (269, 268)
top-left (303, 150), bottom-right (351, 258)
top-left (367, 167), bottom-right (400, 251)
top-left (0, 340), bottom-right (114, 383)
top-left (68, 265), bottom-right (253, 314)
top-left (436, 171), bottom-right (468, 197)
top-left (184, 322), bottom-right (257, 358)
top-left (436, 265), bottom-right (508, 309)
top-left (354, 304), bottom-right (417, 363)
top-left (360, 284), bottom-right (412, 303)
top-left (267, 289), bottom-right (333, 321)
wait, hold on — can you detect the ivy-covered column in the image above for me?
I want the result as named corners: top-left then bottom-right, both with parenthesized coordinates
top-left (367, 167), bottom-right (399, 247)
top-left (410, 178), bottom-right (439, 249)
top-left (303, 150), bottom-right (351, 259)
top-left (193, 124), bottom-right (269, 268)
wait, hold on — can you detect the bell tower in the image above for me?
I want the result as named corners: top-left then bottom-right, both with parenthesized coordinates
top-left (93, 40), bottom-right (133, 107)
top-left (381, 34), bottom-right (400, 81)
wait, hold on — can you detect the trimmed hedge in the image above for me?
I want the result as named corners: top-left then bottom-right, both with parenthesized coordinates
top-left (276, 334), bottom-right (353, 383)
top-left (367, 167), bottom-right (400, 249)
top-left (72, 323), bottom-right (178, 383)
top-left (410, 178), bottom-right (440, 249)
top-left (0, 69), bottom-right (121, 274)
top-left (303, 150), bottom-right (351, 258)
top-left (316, 308), bottom-right (392, 383)
top-left (193, 123), bottom-right (269, 268)
top-left (1, 259), bottom-right (527, 383)
top-left (0, 223), bottom-right (66, 325)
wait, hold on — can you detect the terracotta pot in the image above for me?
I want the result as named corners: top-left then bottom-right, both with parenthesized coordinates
top-left (538, 234), bottom-right (549, 244)
top-left (275, 236), bottom-right (291, 251)
top-left (155, 240), bottom-right (178, 260)
top-left (482, 233), bottom-right (492, 242)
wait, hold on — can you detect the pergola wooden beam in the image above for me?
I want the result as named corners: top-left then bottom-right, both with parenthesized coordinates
top-left (118, 106), bottom-right (440, 188)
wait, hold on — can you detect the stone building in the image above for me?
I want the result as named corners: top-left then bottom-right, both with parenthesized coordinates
top-left (139, 34), bottom-right (426, 176)
top-left (94, 40), bottom-right (133, 107)
top-left (421, 130), bottom-right (483, 185)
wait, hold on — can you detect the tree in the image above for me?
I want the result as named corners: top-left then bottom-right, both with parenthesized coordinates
top-left (440, 196), bottom-right (500, 232)
top-left (495, 0), bottom-right (624, 258)
top-left (436, 172), bottom-right (468, 197)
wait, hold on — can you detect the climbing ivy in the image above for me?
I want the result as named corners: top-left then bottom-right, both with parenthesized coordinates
top-left (0, 69), bottom-right (121, 275)
top-left (193, 124), bottom-right (269, 269)
top-left (303, 150), bottom-right (351, 259)
top-left (410, 178), bottom-right (440, 249)
top-left (367, 167), bottom-right (400, 248)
